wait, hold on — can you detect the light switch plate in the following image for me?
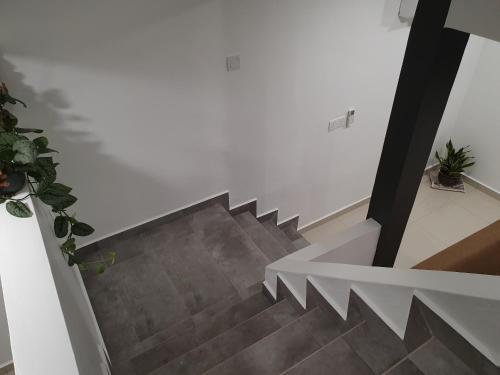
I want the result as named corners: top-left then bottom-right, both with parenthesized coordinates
top-left (226, 55), bottom-right (240, 72)
top-left (329, 116), bottom-right (347, 132)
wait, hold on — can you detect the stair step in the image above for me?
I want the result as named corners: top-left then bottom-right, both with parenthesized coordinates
top-left (385, 359), bottom-right (424, 375)
top-left (202, 308), bottom-right (321, 375)
top-left (149, 299), bottom-right (303, 375)
top-left (262, 220), bottom-right (297, 254)
top-left (235, 212), bottom-right (289, 262)
top-left (128, 291), bottom-right (274, 374)
top-left (408, 338), bottom-right (476, 375)
top-left (282, 338), bottom-right (374, 375)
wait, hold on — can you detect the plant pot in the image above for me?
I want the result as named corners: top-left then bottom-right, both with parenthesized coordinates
top-left (0, 171), bottom-right (26, 196)
top-left (438, 171), bottom-right (461, 187)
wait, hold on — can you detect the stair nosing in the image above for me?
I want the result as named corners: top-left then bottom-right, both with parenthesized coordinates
top-left (147, 298), bottom-right (295, 374)
top-left (277, 319), bottom-right (367, 375)
top-left (199, 305), bottom-right (318, 375)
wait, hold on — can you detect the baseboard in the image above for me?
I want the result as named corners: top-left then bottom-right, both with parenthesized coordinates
top-left (0, 361), bottom-right (14, 375)
top-left (79, 191), bottom-right (230, 249)
top-left (298, 196), bottom-right (371, 233)
top-left (462, 174), bottom-right (500, 201)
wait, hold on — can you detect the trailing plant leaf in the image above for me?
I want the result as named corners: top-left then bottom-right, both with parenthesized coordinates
top-left (60, 237), bottom-right (76, 253)
top-left (0, 83), bottom-right (113, 273)
top-left (12, 139), bottom-right (37, 164)
top-left (54, 215), bottom-right (69, 238)
top-left (6, 201), bottom-right (33, 218)
top-left (71, 222), bottom-right (95, 237)
top-left (33, 136), bottom-right (57, 154)
top-left (39, 190), bottom-right (77, 211)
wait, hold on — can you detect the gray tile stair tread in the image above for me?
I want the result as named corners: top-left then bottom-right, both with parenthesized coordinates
top-left (409, 338), bottom-right (476, 375)
top-left (262, 219), bottom-right (297, 254)
top-left (235, 212), bottom-right (289, 262)
top-left (149, 300), bottom-right (301, 375)
top-left (84, 203), bottom-right (272, 367)
top-left (282, 338), bottom-right (375, 375)
top-left (202, 309), bottom-right (321, 375)
top-left (129, 292), bottom-right (274, 374)
top-left (292, 237), bottom-right (310, 251)
top-left (386, 360), bottom-right (425, 375)
top-left (195, 204), bottom-right (270, 295)
top-left (343, 320), bottom-right (408, 374)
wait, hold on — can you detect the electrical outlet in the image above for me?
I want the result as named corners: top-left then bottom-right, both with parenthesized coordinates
top-left (328, 116), bottom-right (347, 132)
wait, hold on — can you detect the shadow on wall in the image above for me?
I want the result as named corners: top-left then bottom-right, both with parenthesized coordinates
top-left (0, 53), bottom-right (181, 245)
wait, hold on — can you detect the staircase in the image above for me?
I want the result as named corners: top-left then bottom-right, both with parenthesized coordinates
top-left (80, 196), bottom-right (500, 375)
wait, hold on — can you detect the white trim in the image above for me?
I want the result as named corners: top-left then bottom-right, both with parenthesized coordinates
top-left (462, 173), bottom-right (500, 197)
top-left (78, 190), bottom-right (229, 248)
top-left (298, 195), bottom-right (371, 232)
top-left (277, 215), bottom-right (299, 227)
top-left (229, 198), bottom-right (257, 212)
top-left (257, 208), bottom-right (279, 219)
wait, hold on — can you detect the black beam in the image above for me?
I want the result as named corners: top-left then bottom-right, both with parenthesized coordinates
top-left (368, 0), bottom-right (470, 267)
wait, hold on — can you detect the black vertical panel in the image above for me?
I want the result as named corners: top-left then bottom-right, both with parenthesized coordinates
top-left (368, 0), bottom-right (470, 267)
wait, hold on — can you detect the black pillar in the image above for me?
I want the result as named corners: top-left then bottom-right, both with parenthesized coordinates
top-left (368, 0), bottom-right (470, 267)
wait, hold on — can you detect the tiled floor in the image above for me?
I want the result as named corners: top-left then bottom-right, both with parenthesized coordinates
top-left (302, 175), bottom-right (500, 269)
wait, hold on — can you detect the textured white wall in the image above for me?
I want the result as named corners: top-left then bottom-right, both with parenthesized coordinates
top-left (448, 40), bottom-right (500, 191)
top-left (0, 0), bottom-right (483, 245)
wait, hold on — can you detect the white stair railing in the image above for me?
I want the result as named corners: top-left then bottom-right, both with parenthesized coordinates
top-left (264, 219), bottom-right (500, 367)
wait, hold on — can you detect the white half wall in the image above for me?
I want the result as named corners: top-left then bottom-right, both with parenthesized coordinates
top-left (0, 280), bottom-right (12, 368)
top-left (0, 0), bottom-right (484, 244)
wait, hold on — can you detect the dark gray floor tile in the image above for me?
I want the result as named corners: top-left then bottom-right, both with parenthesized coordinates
top-left (277, 276), bottom-right (307, 313)
top-left (306, 282), bottom-right (364, 334)
top-left (344, 320), bottom-right (408, 374)
top-left (404, 298), bottom-right (432, 352)
top-left (192, 291), bottom-right (273, 344)
top-left (284, 338), bottom-right (374, 375)
top-left (262, 220), bottom-right (297, 254)
top-left (149, 307), bottom-right (283, 375)
top-left (266, 299), bottom-right (305, 327)
top-left (415, 298), bottom-right (500, 375)
top-left (115, 253), bottom-right (191, 341)
top-left (297, 307), bottom-right (347, 345)
top-left (235, 212), bottom-right (288, 262)
top-left (85, 272), bottom-right (139, 358)
top-left (199, 210), bottom-right (269, 295)
top-left (410, 338), bottom-right (475, 375)
top-left (131, 331), bottom-right (197, 374)
top-left (386, 360), bottom-right (425, 375)
top-left (154, 232), bottom-right (237, 314)
top-left (203, 316), bottom-right (321, 375)
top-left (278, 218), bottom-right (301, 241)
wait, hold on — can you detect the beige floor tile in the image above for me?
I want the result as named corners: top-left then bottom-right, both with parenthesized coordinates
top-left (302, 217), bottom-right (349, 250)
top-left (415, 204), bottom-right (490, 249)
top-left (395, 223), bottom-right (447, 268)
top-left (454, 189), bottom-right (500, 225)
top-left (337, 204), bottom-right (369, 227)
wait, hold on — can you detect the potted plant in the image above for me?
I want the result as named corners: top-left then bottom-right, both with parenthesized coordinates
top-left (0, 82), bottom-right (115, 273)
top-left (435, 140), bottom-right (475, 187)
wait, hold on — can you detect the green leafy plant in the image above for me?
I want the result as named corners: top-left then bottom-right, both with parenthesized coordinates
top-left (435, 140), bottom-right (475, 176)
top-left (0, 83), bottom-right (115, 273)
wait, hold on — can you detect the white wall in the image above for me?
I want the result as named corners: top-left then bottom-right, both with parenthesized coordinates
top-left (447, 39), bottom-right (500, 191)
top-left (0, 0), bottom-right (484, 244)
top-left (0, 280), bottom-right (12, 368)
